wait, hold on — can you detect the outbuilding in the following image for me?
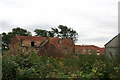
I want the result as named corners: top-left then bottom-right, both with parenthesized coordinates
top-left (75, 45), bottom-right (104, 55)
top-left (10, 35), bottom-right (75, 58)
top-left (104, 34), bottom-right (120, 58)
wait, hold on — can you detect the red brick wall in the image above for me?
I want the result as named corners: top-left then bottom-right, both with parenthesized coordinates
top-left (10, 35), bottom-right (21, 54)
top-left (10, 36), bottom-right (75, 57)
top-left (38, 37), bottom-right (75, 58)
top-left (75, 45), bottom-right (105, 55)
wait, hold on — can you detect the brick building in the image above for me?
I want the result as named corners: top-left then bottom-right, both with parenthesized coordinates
top-left (75, 45), bottom-right (105, 55)
top-left (10, 35), bottom-right (75, 57)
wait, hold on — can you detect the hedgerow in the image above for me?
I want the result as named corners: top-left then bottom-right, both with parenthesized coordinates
top-left (2, 51), bottom-right (120, 79)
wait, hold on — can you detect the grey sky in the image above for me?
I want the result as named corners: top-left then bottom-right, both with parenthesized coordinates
top-left (0, 0), bottom-right (119, 47)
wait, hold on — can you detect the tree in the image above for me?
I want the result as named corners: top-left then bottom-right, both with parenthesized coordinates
top-left (2, 32), bottom-right (13, 50)
top-left (12, 27), bottom-right (32, 36)
top-left (48, 31), bottom-right (54, 37)
top-left (51, 25), bottom-right (78, 43)
top-left (51, 28), bottom-right (60, 37)
top-left (34, 29), bottom-right (54, 37)
top-left (2, 27), bottom-right (32, 50)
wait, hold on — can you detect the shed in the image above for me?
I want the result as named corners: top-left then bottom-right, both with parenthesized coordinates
top-left (104, 34), bottom-right (120, 58)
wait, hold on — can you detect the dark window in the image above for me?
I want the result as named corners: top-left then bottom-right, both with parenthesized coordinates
top-left (20, 40), bottom-right (23, 46)
top-left (26, 47), bottom-right (28, 49)
top-left (31, 41), bottom-right (35, 47)
top-left (65, 48), bottom-right (67, 49)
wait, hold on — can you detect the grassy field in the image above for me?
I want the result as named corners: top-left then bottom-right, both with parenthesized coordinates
top-left (2, 51), bottom-right (120, 79)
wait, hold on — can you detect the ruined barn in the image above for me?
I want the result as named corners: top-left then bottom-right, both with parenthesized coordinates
top-left (10, 35), bottom-right (75, 57)
top-left (75, 45), bottom-right (105, 55)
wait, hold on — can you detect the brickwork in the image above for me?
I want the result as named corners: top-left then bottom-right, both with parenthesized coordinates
top-left (75, 45), bottom-right (105, 55)
top-left (10, 35), bottom-right (75, 57)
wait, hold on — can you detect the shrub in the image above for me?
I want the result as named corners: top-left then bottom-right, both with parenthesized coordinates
top-left (2, 51), bottom-right (120, 79)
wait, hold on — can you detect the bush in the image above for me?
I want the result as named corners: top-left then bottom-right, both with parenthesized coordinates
top-left (2, 51), bottom-right (120, 79)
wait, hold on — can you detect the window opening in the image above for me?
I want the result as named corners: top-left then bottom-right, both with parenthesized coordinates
top-left (31, 41), bottom-right (35, 47)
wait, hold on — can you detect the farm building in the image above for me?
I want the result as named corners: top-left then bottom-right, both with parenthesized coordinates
top-left (104, 33), bottom-right (120, 58)
top-left (10, 35), bottom-right (75, 57)
top-left (75, 45), bottom-right (105, 55)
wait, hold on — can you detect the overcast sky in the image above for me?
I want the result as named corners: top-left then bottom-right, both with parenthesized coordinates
top-left (0, 0), bottom-right (119, 47)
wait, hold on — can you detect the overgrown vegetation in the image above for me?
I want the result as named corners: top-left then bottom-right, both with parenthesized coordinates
top-left (2, 51), bottom-right (120, 79)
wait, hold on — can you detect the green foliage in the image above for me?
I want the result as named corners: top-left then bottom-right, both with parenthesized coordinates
top-left (2, 32), bottom-right (13, 50)
top-left (11, 27), bottom-right (32, 36)
top-left (52, 25), bottom-right (78, 43)
top-left (2, 51), bottom-right (120, 79)
top-left (34, 29), bottom-right (54, 37)
top-left (34, 25), bottom-right (78, 43)
top-left (2, 27), bottom-right (32, 50)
